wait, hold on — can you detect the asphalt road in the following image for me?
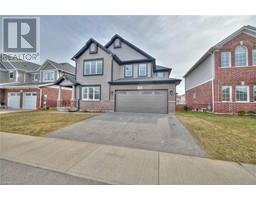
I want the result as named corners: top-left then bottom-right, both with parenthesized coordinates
top-left (0, 159), bottom-right (107, 185)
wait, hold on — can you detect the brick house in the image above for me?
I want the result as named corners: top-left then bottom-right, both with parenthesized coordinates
top-left (184, 25), bottom-right (256, 113)
top-left (0, 54), bottom-right (74, 109)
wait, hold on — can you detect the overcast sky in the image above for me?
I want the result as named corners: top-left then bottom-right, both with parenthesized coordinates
top-left (1, 16), bottom-right (256, 94)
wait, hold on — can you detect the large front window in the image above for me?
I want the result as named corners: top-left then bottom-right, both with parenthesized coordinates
top-left (138, 64), bottom-right (147, 77)
top-left (253, 49), bottom-right (256, 66)
top-left (236, 86), bottom-right (249, 102)
top-left (235, 45), bottom-right (247, 66)
top-left (82, 86), bottom-right (100, 101)
top-left (84, 59), bottom-right (103, 75)
top-left (221, 52), bottom-right (231, 67)
top-left (43, 70), bottom-right (54, 81)
top-left (124, 64), bottom-right (133, 77)
top-left (221, 86), bottom-right (232, 102)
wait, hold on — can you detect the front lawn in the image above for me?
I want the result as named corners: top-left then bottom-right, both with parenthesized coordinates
top-left (0, 111), bottom-right (95, 136)
top-left (177, 112), bottom-right (256, 164)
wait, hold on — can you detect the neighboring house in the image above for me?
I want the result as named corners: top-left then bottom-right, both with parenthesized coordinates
top-left (176, 94), bottom-right (185, 105)
top-left (184, 25), bottom-right (256, 113)
top-left (0, 54), bottom-right (75, 109)
top-left (61, 34), bottom-right (181, 114)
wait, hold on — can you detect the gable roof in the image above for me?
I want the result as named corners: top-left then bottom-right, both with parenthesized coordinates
top-left (71, 38), bottom-right (123, 65)
top-left (0, 53), bottom-right (41, 72)
top-left (55, 73), bottom-right (78, 86)
top-left (41, 59), bottom-right (75, 74)
top-left (183, 25), bottom-right (256, 77)
top-left (105, 34), bottom-right (155, 61)
top-left (72, 38), bottom-right (112, 60)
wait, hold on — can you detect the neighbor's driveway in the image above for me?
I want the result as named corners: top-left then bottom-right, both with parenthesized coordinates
top-left (47, 112), bottom-right (205, 157)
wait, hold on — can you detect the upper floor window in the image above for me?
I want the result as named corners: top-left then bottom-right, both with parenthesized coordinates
top-left (124, 64), bottom-right (133, 77)
top-left (156, 72), bottom-right (164, 78)
top-left (89, 43), bottom-right (97, 54)
top-left (43, 70), bottom-right (54, 81)
top-left (221, 52), bottom-right (231, 67)
top-left (9, 72), bottom-right (14, 79)
top-left (254, 86), bottom-right (256, 102)
top-left (253, 48), bottom-right (256, 66)
top-left (33, 74), bottom-right (39, 81)
top-left (82, 86), bottom-right (100, 101)
top-left (84, 59), bottom-right (103, 76)
top-left (221, 86), bottom-right (232, 102)
top-left (236, 85), bottom-right (249, 102)
top-left (138, 64), bottom-right (147, 77)
top-left (114, 39), bottom-right (121, 48)
top-left (235, 45), bottom-right (247, 66)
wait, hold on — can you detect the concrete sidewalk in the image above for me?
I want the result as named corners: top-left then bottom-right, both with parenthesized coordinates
top-left (1, 132), bottom-right (256, 184)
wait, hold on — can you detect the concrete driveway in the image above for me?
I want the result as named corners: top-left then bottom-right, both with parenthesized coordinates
top-left (47, 112), bottom-right (205, 157)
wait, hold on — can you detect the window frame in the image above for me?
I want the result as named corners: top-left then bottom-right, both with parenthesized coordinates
top-left (253, 48), bottom-right (256, 66)
top-left (156, 72), bottom-right (164, 78)
top-left (235, 85), bottom-right (249, 102)
top-left (114, 38), bottom-right (121, 48)
top-left (124, 64), bottom-right (133, 78)
top-left (33, 74), bottom-right (39, 81)
top-left (138, 63), bottom-right (147, 77)
top-left (220, 52), bottom-right (231, 68)
top-left (43, 70), bottom-right (55, 82)
top-left (254, 86), bottom-right (256, 102)
top-left (9, 71), bottom-right (14, 80)
top-left (83, 59), bottom-right (104, 76)
top-left (221, 85), bottom-right (232, 102)
top-left (89, 43), bottom-right (98, 54)
top-left (235, 45), bottom-right (248, 67)
top-left (81, 85), bottom-right (101, 101)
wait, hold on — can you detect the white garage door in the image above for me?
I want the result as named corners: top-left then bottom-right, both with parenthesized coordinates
top-left (8, 92), bottom-right (21, 109)
top-left (23, 92), bottom-right (37, 110)
top-left (115, 90), bottom-right (168, 114)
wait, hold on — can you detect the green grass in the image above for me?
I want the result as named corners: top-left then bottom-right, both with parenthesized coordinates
top-left (0, 111), bottom-right (95, 136)
top-left (177, 112), bottom-right (256, 164)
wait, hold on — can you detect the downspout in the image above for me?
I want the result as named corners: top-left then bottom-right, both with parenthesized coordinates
top-left (39, 88), bottom-right (42, 109)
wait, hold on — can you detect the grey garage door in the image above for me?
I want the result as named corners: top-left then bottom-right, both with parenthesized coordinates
top-left (115, 90), bottom-right (168, 114)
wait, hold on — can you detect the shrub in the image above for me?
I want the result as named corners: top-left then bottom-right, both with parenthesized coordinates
top-left (247, 111), bottom-right (256, 115)
top-left (238, 111), bottom-right (246, 116)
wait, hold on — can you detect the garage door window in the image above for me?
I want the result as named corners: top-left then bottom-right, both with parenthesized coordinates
top-left (82, 86), bottom-right (100, 101)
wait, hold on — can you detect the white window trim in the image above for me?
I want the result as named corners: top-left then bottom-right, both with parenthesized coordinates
top-left (124, 64), bottom-right (133, 77)
top-left (253, 49), bottom-right (256, 66)
top-left (221, 86), bottom-right (232, 102)
top-left (220, 52), bottom-right (231, 68)
top-left (43, 70), bottom-right (55, 82)
top-left (84, 60), bottom-right (103, 75)
top-left (138, 64), bottom-right (147, 77)
top-left (82, 86), bottom-right (100, 101)
top-left (235, 45), bottom-right (248, 67)
top-left (235, 85), bottom-right (250, 103)
top-left (33, 74), bottom-right (39, 81)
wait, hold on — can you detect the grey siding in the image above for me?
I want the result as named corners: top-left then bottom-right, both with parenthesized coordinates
top-left (76, 46), bottom-right (112, 101)
top-left (185, 54), bottom-right (213, 91)
top-left (108, 41), bottom-right (147, 61)
top-left (0, 71), bottom-right (9, 83)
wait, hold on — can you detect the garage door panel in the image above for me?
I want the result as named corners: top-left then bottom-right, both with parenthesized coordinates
top-left (115, 90), bottom-right (167, 114)
top-left (23, 92), bottom-right (37, 110)
top-left (8, 92), bottom-right (20, 109)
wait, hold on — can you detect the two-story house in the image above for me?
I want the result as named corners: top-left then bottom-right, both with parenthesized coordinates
top-left (184, 25), bottom-right (256, 113)
top-left (67, 35), bottom-right (181, 114)
top-left (0, 54), bottom-right (75, 109)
